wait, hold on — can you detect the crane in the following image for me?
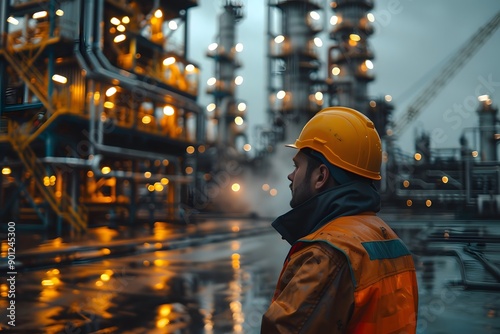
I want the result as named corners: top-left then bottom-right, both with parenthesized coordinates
top-left (391, 11), bottom-right (500, 137)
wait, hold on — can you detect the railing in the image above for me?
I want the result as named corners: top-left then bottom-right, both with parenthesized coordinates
top-left (2, 39), bottom-right (53, 114)
top-left (9, 123), bottom-right (88, 233)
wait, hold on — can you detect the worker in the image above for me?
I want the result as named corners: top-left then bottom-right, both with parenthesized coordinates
top-left (261, 106), bottom-right (418, 333)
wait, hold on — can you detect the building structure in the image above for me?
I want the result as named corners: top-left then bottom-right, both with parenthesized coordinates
top-left (262, 0), bottom-right (325, 153)
top-left (0, 0), bottom-right (202, 233)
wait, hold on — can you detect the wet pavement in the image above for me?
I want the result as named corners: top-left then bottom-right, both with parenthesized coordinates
top-left (1, 214), bottom-right (500, 333)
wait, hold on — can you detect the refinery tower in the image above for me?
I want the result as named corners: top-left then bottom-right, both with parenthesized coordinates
top-left (264, 0), bottom-right (382, 152)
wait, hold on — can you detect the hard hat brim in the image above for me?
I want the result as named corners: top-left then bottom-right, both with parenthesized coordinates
top-left (285, 143), bottom-right (298, 149)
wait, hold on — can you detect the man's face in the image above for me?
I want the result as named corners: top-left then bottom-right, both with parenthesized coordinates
top-left (288, 151), bottom-right (317, 208)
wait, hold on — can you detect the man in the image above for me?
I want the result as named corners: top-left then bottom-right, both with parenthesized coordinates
top-left (261, 107), bottom-right (418, 333)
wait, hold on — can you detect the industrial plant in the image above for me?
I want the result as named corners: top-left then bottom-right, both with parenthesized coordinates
top-left (1, 0), bottom-right (499, 236)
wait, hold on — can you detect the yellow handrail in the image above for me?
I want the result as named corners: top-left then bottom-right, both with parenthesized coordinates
top-left (9, 124), bottom-right (87, 233)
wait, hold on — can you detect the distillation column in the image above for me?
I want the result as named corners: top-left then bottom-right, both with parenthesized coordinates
top-left (267, 0), bottom-right (324, 143)
top-left (327, 0), bottom-right (375, 114)
top-left (477, 96), bottom-right (499, 162)
top-left (206, 1), bottom-right (246, 151)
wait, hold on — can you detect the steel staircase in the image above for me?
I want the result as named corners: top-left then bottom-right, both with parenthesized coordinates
top-left (8, 124), bottom-right (88, 233)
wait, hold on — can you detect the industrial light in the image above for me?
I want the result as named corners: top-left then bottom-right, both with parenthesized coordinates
top-left (7, 17), bottom-right (19, 25)
top-left (234, 116), bottom-right (244, 125)
top-left (117, 24), bottom-right (126, 32)
top-left (243, 144), bottom-right (252, 152)
top-left (237, 102), bottom-right (246, 112)
top-left (55, 9), bottom-right (64, 16)
top-left (113, 34), bottom-right (126, 43)
top-left (105, 87), bottom-right (117, 97)
top-left (403, 180), bottom-right (410, 188)
top-left (426, 200), bottom-right (432, 207)
top-left (110, 17), bottom-right (121, 25)
top-left (314, 37), bottom-right (323, 47)
top-left (270, 189), bottom-right (278, 196)
top-left (370, 100), bottom-right (377, 107)
top-left (141, 115), bottom-right (152, 124)
top-left (52, 74), bottom-right (67, 84)
top-left (442, 176), bottom-right (449, 184)
top-left (231, 183), bottom-right (241, 192)
top-left (309, 11), bottom-right (320, 20)
top-left (208, 43), bottom-right (218, 51)
top-left (144, 171), bottom-right (151, 178)
top-left (414, 153), bottom-right (422, 161)
top-left (101, 166), bottom-right (111, 174)
top-left (330, 15), bottom-right (339, 25)
top-left (274, 35), bottom-right (285, 44)
top-left (163, 57), bottom-right (175, 66)
top-left (32, 11), bottom-right (47, 19)
top-left (365, 60), bottom-right (374, 69)
top-left (207, 103), bottom-right (216, 112)
top-left (350, 34), bottom-right (361, 42)
top-left (277, 90), bottom-right (286, 99)
top-left (235, 43), bottom-right (244, 52)
top-left (103, 101), bottom-right (114, 109)
top-left (472, 151), bottom-right (479, 158)
top-left (262, 184), bottom-right (270, 191)
top-left (163, 105), bottom-right (174, 116)
top-left (315, 92), bottom-right (323, 101)
top-left (1, 167), bottom-right (11, 175)
top-left (235, 76), bottom-right (243, 85)
top-left (478, 95), bottom-right (490, 101)
top-left (385, 95), bottom-right (392, 102)
top-left (406, 200), bottom-right (412, 207)
top-left (154, 9), bottom-right (163, 18)
top-left (198, 145), bottom-right (206, 153)
top-left (122, 16), bottom-right (130, 24)
top-left (185, 167), bottom-right (193, 174)
top-left (207, 77), bottom-right (216, 86)
top-left (367, 13), bottom-right (375, 22)
top-left (161, 178), bottom-right (169, 185)
top-left (168, 21), bottom-right (178, 30)
top-left (154, 182), bottom-right (164, 192)
top-left (331, 66), bottom-right (341, 76)
top-left (186, 146), bottom-right (195, 154)
top-left (185, 64), bottom-right (195, 72)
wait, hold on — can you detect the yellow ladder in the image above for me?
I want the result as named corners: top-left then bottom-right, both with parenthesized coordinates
top-left (9, 127), bottom-right (88, 233)
top-left (1, 43), bottom-right (53, 114)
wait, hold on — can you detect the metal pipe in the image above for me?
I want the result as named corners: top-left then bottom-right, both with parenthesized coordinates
top-left (0, 0), bottom-right (8, 49)
top-left (79, 0), bottom-right (201, 112)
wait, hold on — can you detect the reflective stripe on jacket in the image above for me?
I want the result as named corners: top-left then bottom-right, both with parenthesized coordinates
top-left (298, 214), bottom-right (418, 333)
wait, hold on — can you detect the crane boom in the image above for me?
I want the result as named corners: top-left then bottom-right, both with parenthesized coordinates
top-left (392, 11), bottom-right (500, 137)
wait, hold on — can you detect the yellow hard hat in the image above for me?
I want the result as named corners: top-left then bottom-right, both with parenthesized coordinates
top-left (286, 106), bottom-right (382, 180)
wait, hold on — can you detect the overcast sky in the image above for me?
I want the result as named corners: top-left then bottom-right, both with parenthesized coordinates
top-left (189, 0), bottom-right (500, 155)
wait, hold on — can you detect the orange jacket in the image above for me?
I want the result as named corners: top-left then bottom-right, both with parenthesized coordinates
top-left (262, 214), bottom-right (418, 333)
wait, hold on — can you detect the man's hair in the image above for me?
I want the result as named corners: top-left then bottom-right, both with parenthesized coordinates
top-left (301, 148), bottom-right (322, 179)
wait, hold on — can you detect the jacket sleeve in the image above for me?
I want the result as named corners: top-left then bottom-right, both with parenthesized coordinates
top-left (261, 243), bottom-right (354, 334)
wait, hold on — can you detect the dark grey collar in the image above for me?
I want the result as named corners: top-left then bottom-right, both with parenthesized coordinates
top-left (271, 181), bottom-right (381, 245)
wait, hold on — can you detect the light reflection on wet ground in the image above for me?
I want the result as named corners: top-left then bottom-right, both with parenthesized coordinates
top-left (0, 229), bottom-right (287, 333)
top-left (1, 217), bottom-right (500, 333)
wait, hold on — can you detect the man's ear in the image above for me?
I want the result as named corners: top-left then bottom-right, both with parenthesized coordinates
top-left (314, 164), bottom-right (331, 190)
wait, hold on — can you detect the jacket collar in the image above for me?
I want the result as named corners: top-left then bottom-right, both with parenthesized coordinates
top-left (271, 181), bottom-right (381, 245)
